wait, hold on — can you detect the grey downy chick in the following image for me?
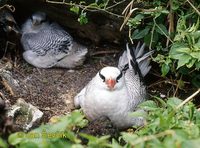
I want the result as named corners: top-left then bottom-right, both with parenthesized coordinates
top-left (74, 43), bottom-right (153, 129)
top-left (21, 11), bottom-right (88, 68)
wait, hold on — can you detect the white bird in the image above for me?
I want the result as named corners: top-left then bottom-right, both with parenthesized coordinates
top-left (74, 43), bottom-right (153, 129)
top-left (21, 11), bottom-right (88, 68)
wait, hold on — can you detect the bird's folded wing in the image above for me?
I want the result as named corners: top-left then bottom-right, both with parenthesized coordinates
top-left (119, 43), bottom-right (153, 105)
top-left (22, 25), bottom-right (73, 57)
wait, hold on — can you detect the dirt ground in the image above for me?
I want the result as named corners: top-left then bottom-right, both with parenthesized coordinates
top-left (1, 46), bottom-right (119, 125)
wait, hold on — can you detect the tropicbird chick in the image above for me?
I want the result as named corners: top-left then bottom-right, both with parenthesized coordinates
top-left (74, 43), bottom-right (153, 129)
top-left (21, 11), bottom-right (88, 68)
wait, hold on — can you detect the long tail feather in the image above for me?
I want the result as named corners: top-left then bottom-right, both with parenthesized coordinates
top-left (118, 42), bottom-right (153, 77)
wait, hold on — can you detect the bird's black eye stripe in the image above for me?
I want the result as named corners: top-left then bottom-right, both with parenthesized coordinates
top-left (99, 71), bottom-right (105, 82)
top-left (116, 71), bottom-right (123, 82)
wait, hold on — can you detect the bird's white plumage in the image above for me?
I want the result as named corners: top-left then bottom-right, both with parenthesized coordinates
top-left (21, 11), bottom-right (88, 68)
top-left (74, 43), bottom-right (153, 129)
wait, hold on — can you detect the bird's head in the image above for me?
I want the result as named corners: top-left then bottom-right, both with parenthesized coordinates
top-left (31, 11), bottom-right (47, 26)
top-left (21, 11), bottom-right (48, 34)
top-left (97, 66), bottom-right (124, 91)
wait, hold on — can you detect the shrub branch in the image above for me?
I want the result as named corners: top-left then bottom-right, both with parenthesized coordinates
top-left (176, 88), bottom-right (200, 109)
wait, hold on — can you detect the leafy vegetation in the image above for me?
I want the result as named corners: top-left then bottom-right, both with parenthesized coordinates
top-left (121, 0), bottom-right (200, 87)
top-left (8, 110), bottom-right (88, 148)
top-left (46, 0), bottom-right (200, 87)
top-left (4, 93), bottom-right (200, 148)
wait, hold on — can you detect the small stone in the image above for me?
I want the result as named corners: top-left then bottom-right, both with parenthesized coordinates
top-left (64, 99), bottom-right (71, 104)
top-left (160, 93), bottom-right (166, 98)
top-left (67, 69), bottom-right (75, 73)
top-left (6, 98), bottom-right (43, 131)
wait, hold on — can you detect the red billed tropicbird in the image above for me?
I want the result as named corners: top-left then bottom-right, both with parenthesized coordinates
top-left (74, 43), bottom-right (153, 129)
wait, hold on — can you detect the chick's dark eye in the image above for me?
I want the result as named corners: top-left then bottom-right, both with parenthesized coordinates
top-left (116, 71), bottom-right (122, 82)
top-left (99, 71), bottom-right (105, 82)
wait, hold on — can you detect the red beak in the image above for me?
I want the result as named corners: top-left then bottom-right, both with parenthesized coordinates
top-left (106, 78), bottom-right (116, 90)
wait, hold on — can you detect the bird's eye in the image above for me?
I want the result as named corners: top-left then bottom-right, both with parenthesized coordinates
top-left (116, 71), bottom-right (122, 82)
top-left (99, 71), bottom-right (105, 82)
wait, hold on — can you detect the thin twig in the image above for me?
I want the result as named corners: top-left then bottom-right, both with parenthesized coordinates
top-left (149, 18), bottom-right (156, 50)
top-left (106, 0), bottom-right (126, 10)
top-left (90, 50), bottom-right (120, 56)
top-left (1, 78), bottom-right (14, 96)
top-left (154, 21), bottom-right (173, 43)
top-left (173, 75), bottom-right (182, 97)
top-left (122, 0), bottom-right (133, 15)
top-left (46, 0), bottom-right (123, 18)
top-left (176, 88), bottom-right (200, 109)
top-left (120, 8), bottom-right (139, 31)
top-left (167, 0), bottom-right (174, 47)
top-left (186, 0), bottom-right (200, 16)
top-left (0, 4), bottom-right (15, 12)
top-left (131, 130), bottom-right (175, 145)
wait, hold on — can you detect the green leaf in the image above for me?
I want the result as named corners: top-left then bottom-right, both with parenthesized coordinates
top-left (139, 100), bottom-right (158, 111)
top-left (169, 43), bottom-right (189, 59)
top-left (121, 132), bottom-right (138, 145)
top-left (80, 133), bottom-right (111, 147)
top-left (78, 11), bottom-right (88, 25)
top-left (70, 6), bottom-right (80, 14)
top-left (182, 138), bottom-right (200, 148)
top-left (153, 96), bottom-right (167, 107)
top-left (8, 132), bottom-right (25, 146)
top-left (128, 14), bottom-right (144, 28)
top-left (8, 110), bottom-right (87, 147)
top-left (186, 58), bottom-right (196, 68)
top-left (132, 28), bottom-right (150, 39)
top-left (174, 129), bottom-right (189, 140)
top-left (177, 54), bottom-right (191, 69)
top-left (155, 24), bottom-right (168, 36)
top-left (19, 142), bottom-right (39, 148)
top-left (129, 110), bottom-right (147, 118)
top-left (111, 139), bottom-right (122, 148)
top-left (190, 52), bottom-right (200, 60)
top-left (176, 47), bottom-right (191, 53)
top-left (195, 62), bottom-right (200, 69)
top-left (64, 131), bottom-right (81, 143)
top-left (71, 144), bottom-right (85, 148)
top-left (167, 97), bottom-right (182, 108)
top-left (161, 63), bottom-right (170, 76)
top-left (191, 30), bottom-right (200, 39)
top-left (0, 138), bottom-right (8, 148)
top-left (144, 33), bottom-right (152, 45)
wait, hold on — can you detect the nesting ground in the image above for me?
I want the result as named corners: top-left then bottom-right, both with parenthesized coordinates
top-left (2, 47), bottom-right (118, 123)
